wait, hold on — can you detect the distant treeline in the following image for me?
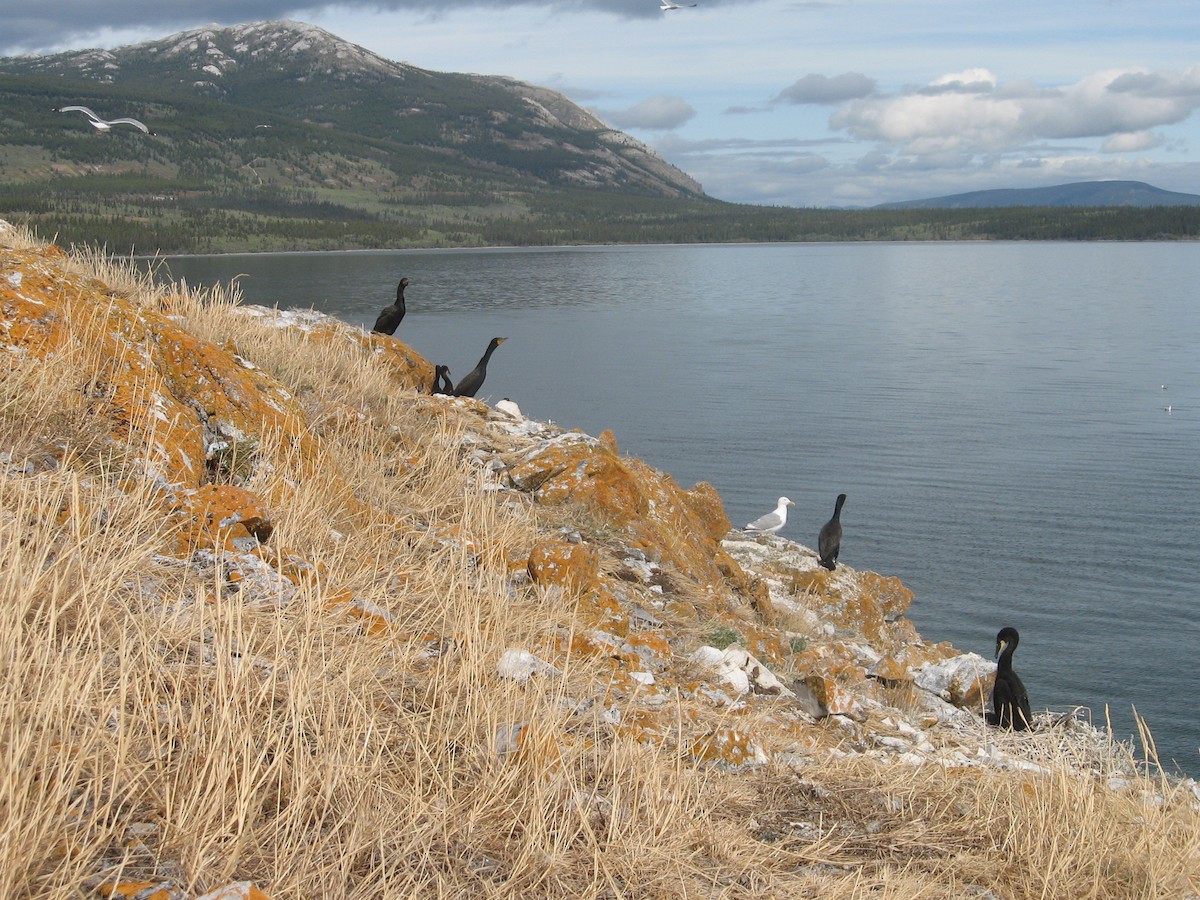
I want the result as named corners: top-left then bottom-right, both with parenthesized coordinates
top-left (4, 181), bottom-right (1200, 255)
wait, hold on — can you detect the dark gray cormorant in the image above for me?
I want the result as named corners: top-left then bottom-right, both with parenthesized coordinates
top-left (431, 365), bottom-right (453, 395)
top-left (987, 626), bottom-right (1032, 731)
top-left (371, 277), bottom-right (409, 336)
top-left (817, 493), bottom-right (846, 571)
top-left (452, 337), bottom-right (507, 398)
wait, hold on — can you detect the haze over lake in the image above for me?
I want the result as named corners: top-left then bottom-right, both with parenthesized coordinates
top-left (159, 241), bottom-right (1200, 775)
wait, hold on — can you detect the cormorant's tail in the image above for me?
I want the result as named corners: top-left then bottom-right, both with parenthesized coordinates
top-left (818, 557), bottom-right (836, 571)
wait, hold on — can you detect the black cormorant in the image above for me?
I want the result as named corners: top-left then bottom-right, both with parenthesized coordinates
top-left (432, 365), bottom-right (453, 395)
top-left (453, 337), bottom-right (507, 398)
top-left (743, 497), bottom-right (795, 535)
top-left (371, 277), bottom-right (409, 336)
top-left (987, 626), bottom-right (1032, 731)
top-left (817, 493), bottom-right (847, 570)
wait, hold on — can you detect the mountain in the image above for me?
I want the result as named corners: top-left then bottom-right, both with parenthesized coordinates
top-left (0, 21), bottom-right (711, 252)
top-left (875, 180), bottom-right (1200, 210)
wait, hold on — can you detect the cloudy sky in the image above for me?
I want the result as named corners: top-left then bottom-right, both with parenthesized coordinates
top-left (6, 0), bottom-right (1200, 207)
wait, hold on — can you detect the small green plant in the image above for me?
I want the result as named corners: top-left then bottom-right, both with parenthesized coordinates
top-left (789, 635), bottom-right (808, 654)
top-left (704, 625), bottom-right (740, 650)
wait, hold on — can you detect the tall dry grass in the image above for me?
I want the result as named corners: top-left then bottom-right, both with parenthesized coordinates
top-left (1, 227), bottom-right (1196, 898)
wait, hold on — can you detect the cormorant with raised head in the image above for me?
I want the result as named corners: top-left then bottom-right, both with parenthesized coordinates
top-left (372, 278), bottom-right (409, 336)
top-left (987, 626), bottom-right (1032, 730)
top-left (453, 337), bottom-right (507, 398)
top-left (431, 365), bottom-right (453, 395)
top-left (818, 493), bottom-right (847, 570)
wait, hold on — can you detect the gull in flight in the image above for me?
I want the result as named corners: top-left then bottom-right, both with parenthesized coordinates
top-left (55, 105), bottom-right (155, 135)
top-left (660, 0), bottom-right (697, 8)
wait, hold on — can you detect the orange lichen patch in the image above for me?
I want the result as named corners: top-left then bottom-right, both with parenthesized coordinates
top-left (612, 708), bottom-right (669, 745)
top-left (0, 240), bottom-right (370, 540)
top-left (690, 727), bottom-right (765, 767)
top-left (356, 330), bottom-right (434, 392)
top-left (334, 596), bottom-right (396, 636)
top-left (790, 568), bottom-right (915, 644)
top-left (738, 625), bottom-right (791, 667)
top-left (870, 656), bottom-right (912, 683)
top-left (165, 484), bottom-right (273, 553)
top-left (803, 673), bottom-right (865, 719)
top-left (94, 881), bottom-right (176, 900)
top-left (625, 629), bottom-right (672, 664)
top-left (507, 435), bottom-right (748, 600)
top-left (527, 540), bottom-right (600, 594)
top-left (577, 586), bottom-right (628, 635)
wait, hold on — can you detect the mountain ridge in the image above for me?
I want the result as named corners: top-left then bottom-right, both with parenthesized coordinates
top-left (875, 180), bottom-right (1200, 210)
top-left (0, 20), bottom-right (704, 198)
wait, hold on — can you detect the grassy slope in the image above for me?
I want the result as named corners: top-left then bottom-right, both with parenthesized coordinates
top-left (0, 224), bottom-right (1197, 898)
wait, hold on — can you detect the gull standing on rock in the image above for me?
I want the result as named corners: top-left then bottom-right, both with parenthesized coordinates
top-left (743, 497), bottom-right (795, 535)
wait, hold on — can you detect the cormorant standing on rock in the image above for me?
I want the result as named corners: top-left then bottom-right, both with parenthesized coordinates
top-left (743, 497), bottom-right (795, 535)
top-left (453, 337), bottom-right (507, 398)
top-left (431, 365), bottom-right (453, 395)
top-left (818, 493), bottom-right (846, 571)
top-left (372, 278), bottom-right (409, 336)
top-left (987, 626), bottom-right (1032, 730)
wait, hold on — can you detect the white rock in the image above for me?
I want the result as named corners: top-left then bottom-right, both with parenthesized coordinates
top-left (497, 648), bottom-right (561, 682)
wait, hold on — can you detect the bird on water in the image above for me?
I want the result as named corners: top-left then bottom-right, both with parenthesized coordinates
top-left (817, 493), bottom-right (847, 571)
top-left (743, 497), bottom-right (795, 535)
top-left (453, 337), bottom-right (507, 398)
top-left (371, 278), bottom-right (409, 336)
top-left (987, 626), bottom-right (1032, 731)
top-left (431, 365), bottom-right (453, 395)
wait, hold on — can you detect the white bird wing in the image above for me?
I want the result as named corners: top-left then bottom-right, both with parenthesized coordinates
top-left (744, 510), bottom-right (782, 532)
top-left (107, 117), bottom-right (152, 134)
top-left (58, 105), bottom-right (103, 121)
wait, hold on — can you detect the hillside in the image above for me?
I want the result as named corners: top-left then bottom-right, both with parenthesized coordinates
top-left (0, 20), bottom-right (709, 252)
top-left (2, 220), bottom-right (1199, 897)
top-left (5, 24), bottom-right (1200, 252)
top-left (876, 180), bottom-right (1200, 210)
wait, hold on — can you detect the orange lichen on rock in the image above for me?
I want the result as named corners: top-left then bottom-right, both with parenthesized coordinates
top-left (527, 539), bottom-right (601, 594)
top-left (506, 433), bottom-right (747, 599)
top-left (166, 484), bottom-right (275, 553)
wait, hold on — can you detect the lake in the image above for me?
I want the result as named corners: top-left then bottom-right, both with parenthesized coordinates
top-left (156, 242), bottom-right (1200, 775)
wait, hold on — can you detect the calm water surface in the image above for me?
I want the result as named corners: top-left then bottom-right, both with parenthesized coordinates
top-left (158, 242), bottom-right (1200, 775)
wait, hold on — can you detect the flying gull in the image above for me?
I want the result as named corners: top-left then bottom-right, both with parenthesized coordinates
top-left (55, 106), bottom-right (155, 135)
top-left (660, 0), bottom-right (698, 8)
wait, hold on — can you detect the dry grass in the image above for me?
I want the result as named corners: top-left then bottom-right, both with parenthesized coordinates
top-left (1, 228), bottom-right (1197, 898)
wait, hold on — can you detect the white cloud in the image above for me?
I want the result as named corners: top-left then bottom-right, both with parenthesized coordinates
top-left (829, 66), bottom-right (1200, 157)
top-left (774, 72), bottom-right (876, 105)
top-left (598, 95), bottom-right (697, 131)
top-left (1101, 131), bottom-right (1164, 153)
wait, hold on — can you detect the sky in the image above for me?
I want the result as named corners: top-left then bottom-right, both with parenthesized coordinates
top-left (5, 0), bottom-right (1200, 207)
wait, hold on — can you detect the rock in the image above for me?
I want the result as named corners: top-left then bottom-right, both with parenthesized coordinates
top-left (690, 643), bottom-right (795, 698)
top-left (498, 648), bottom-right (562, 682)
top-left (914, 653), bottom-right (994, 709)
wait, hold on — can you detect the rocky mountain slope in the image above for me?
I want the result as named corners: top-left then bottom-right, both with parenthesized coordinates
top-left (0, 21), bottom-right (706, 252)
top-left (4, 219), bottom-right (1198, 897)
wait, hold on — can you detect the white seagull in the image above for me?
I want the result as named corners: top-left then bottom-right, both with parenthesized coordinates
top-left (743, 497), bottom-right (795, 536)
top-left (660, 0), bottom-right (697, 9)
top-left (55, 105), bottom-right (155, 136)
